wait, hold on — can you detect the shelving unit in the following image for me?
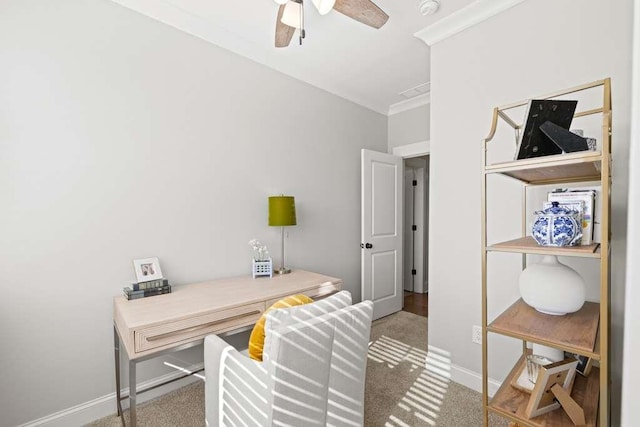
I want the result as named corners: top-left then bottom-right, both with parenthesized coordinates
top-left (480, 79), bottom-right (611, 427)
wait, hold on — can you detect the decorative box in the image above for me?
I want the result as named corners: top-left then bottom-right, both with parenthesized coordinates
top-left (252, 258), bottom-right (273, 278)
top-left (531, 202), bottom-right (583, 247)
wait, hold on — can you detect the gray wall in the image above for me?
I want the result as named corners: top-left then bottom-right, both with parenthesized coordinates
top-left (0, 0), bottom-right (387, 425)
top-left (428, 0), bottom-right (632, 423)
top-left (388, 103), bottom-right (430, 150)
top-left (622, 1), bottom-right (640, 424)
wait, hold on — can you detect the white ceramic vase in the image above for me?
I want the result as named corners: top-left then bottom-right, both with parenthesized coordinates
top-left (518, 255), bottom-right (586, 315)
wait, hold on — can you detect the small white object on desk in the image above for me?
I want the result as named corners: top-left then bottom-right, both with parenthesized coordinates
top-left (252, 258), bottom-right (273, 278)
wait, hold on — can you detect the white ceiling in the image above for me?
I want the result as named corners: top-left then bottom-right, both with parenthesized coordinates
top-left (111, 0), bottom-right (475, 114)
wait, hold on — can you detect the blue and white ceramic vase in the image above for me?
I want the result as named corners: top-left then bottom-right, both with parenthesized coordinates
top-left (531, 202), bottom-right (582, 246)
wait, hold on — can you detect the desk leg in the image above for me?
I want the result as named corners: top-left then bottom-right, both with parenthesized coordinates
top-left (129, 360), bottom-right (137, 427)
top-left (114, 327), bottom-right (124, 422)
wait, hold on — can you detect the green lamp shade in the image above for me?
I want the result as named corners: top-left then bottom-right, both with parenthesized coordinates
top-left (269, 196), bottom-right (297, 226)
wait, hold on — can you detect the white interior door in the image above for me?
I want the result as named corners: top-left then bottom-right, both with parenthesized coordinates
top-left (361, 149), bottom-right (403, 320)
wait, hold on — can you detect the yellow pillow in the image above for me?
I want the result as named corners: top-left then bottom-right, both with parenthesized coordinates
top-left (248, 294), bottom-right (313, 361)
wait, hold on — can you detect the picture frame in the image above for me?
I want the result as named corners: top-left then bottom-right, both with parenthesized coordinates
top-left (515, 99), bottom-right (578, 160)
top-left (564, 351), bottom-right (593, 376)
top-left (525, 358), bottom-right (578, 419)
top-left (133, 257), bottom-right (163, 283)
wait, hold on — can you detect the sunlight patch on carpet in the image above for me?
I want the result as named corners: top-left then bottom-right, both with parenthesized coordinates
top-left (369, 337), bottom-right (452, 426)
top-left (368, 335), bottom-right (428, 369)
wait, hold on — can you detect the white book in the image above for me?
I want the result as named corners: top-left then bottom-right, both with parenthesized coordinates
top-left (548, 190), bottom-right (596, 244)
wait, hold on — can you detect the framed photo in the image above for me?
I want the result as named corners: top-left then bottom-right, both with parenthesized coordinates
top-left (133, 257), bottom-right (163, 283)
top-left (564, 351), bottom-right (593, 376)
top-left (525, 358), bottom-right (578, 419)
top-left (515, 99), bottom-right (577, 160)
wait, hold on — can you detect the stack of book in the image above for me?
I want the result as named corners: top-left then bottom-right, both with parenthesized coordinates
top-left (547, 189), bottom-right (597, 245)
top-left (123, 278), bottom-right (171, 300)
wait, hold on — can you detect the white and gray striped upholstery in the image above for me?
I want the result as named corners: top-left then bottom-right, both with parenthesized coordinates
top-left (262, 290), bottom-right (353, 361)
top-left (204, 291), bottom-right (373, 427)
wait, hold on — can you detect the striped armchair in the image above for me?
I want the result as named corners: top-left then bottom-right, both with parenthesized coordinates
top-left (204, 291), bottom-right (373, 426)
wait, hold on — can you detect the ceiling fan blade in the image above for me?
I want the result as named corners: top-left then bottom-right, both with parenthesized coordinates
top-left (275, 4), bottom-right (296, 48)
top-left (333, 0), bottom-right (389, 29)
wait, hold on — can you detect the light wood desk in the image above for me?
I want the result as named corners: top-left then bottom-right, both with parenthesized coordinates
top-left (113, 270), bottom-right (342, 426)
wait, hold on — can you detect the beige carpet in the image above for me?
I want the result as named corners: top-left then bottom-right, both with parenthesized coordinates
top-left (364, 311), bottom-right (506, 426)
top-left (89, 311), bottom-right (507, 426)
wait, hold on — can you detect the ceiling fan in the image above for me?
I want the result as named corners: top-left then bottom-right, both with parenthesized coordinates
top-left (273, 0), bottom-right (389, 48)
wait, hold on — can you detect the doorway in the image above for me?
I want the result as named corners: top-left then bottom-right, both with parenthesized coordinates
top-left (402, 155), bottom-right (429, 317)
top-left (361, 147), bottom-right (430, 319)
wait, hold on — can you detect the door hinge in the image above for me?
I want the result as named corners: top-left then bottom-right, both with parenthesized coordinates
top-left (412, 225), bottom-right (417, 231)
top-left (412, 269), bottom-right (417, 275)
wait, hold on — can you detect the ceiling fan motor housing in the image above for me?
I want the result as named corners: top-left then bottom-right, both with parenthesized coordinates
top-left (312, 0), bottom-right (336, 15)
top-left (275, 0), bottom-right (389, 48)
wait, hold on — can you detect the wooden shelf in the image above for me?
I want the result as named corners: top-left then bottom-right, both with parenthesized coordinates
top-left (488, 299), bottom-right (600, 359)
top-left (488, 237), bottom-right (600, 258)
top-left (489, 355), bottom-right (600, 426)
top-left (484, 151), bottom-right (603, 185)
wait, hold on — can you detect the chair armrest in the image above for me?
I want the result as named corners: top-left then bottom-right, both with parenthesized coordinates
top-left (204, 334), bottom-right (270, 427)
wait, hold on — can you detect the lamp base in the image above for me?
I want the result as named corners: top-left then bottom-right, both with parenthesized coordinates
top-left (275, 267), bottom-right (292, 275)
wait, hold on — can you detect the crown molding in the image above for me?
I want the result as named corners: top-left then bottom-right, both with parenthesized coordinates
top-left (414, 0), bottom-right (526, 46)
top-left (388, 93), bottom-right (431, 116)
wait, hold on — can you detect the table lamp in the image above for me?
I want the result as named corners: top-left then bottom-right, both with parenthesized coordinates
top-left (268, 195), bottom-right (297, 275)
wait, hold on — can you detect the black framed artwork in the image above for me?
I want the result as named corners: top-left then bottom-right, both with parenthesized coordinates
top-left (515, 99), bottom-right (578, 160)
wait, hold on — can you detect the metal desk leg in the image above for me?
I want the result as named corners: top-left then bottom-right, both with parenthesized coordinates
top-left (114, 327), bottom-right (123, 419)
top-left (129, 360), bottom-right (137, 427)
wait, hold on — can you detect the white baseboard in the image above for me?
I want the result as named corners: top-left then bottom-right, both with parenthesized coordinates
top-left (425, 346), bottom-right (501, 397)
top-left (449, 362), bottom-right (501, 397)
top-left (19, 362), bottom-right (204, 427)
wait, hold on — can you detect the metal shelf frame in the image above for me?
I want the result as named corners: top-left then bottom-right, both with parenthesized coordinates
top-left (480, 78), bottom-right (612, 427)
